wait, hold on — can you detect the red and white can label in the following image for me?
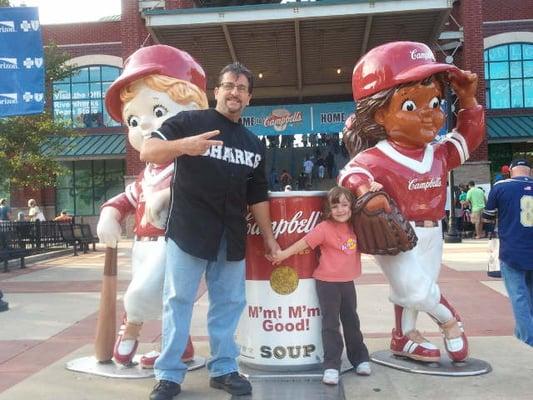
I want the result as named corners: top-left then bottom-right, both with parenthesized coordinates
top-left (238, 191), bottom-right (326, 370)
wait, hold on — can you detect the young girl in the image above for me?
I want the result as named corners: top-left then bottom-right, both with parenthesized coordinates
top-left (272, 185), bottom-right (380, 385)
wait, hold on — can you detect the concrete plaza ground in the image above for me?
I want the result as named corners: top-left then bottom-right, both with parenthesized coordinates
top-left (0, 239), bottom-right (532, 399)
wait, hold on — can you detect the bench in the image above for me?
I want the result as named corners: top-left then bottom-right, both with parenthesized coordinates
top-left (72, 224), bottom-right (92, 253)
top-left (1, 231), bottom-right (31, 273)
top-left (80, 224), bottom-right (98, 251)
top-left (58, 223), bottom-right (82, 256)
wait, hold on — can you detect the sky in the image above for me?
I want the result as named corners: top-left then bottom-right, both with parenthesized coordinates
top-left (10, 0), bottom-right (122, 24)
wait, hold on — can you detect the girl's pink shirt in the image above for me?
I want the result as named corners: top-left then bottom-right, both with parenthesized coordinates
top-left (304, 220), bottom-right (362, 282)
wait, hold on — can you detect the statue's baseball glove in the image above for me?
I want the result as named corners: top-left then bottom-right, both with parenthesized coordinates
top-left (353, 191), bottom-right (417, 255)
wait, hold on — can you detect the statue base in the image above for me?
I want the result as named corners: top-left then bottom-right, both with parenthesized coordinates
top-left (370, 350), bottom-right (491, 376)
top-left (65, 355), bottom-right (206, 379)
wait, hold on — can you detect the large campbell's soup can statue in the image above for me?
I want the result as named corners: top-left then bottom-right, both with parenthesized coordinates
top-left (238, 191), bottom-right (326, 370)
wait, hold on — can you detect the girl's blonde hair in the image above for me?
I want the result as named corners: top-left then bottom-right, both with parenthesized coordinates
top-left (322, 186), bottom-right (356, 223)
top-left (120, 74), bottom-right (208, 115)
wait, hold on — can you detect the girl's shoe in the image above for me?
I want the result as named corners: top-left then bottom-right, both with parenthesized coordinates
top-left (322, 369), bottom-right (339, 385)
top-left (355, 361), bottom-right (372, 376)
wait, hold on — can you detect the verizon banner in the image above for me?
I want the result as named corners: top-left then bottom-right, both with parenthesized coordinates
top-left (0, 7), bottom-right (44, 117)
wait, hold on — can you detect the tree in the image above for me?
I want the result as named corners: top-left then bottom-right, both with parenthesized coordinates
top-left (0, 43), bottom-right (78, 189)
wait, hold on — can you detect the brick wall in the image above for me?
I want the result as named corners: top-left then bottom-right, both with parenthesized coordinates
top-left (484, 20), bottom-right (533, 38)
top-left (457, 0), bottom-right (488, 164)
top-left (166, 0), bottom-right (195, 9)
top-left (42, 21), bottom-right (121, 44)
top-left (483, 0), bottom-right (533, 22)
top-left (122, 0), bottom-right (154, 176)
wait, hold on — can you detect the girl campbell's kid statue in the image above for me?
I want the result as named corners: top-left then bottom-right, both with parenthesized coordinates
top-left (340, 41), bottom-right (485, 363)
top-left (97, 45), bottom-right (208, 368)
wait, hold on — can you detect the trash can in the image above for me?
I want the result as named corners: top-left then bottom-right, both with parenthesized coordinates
top-left (238, 191), bottom-right (326, 371)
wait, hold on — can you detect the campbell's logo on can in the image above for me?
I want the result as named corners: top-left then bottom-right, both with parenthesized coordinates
top-left (246, 210), bottom-right (321, 239)
top-left (246, 192), bottom-right (326, 281)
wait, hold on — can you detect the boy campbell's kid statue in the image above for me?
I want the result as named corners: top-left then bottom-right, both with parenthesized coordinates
top-left (97, 45), bottom-right (208, 367)
top-left (340, 41), bottom-right (485, 363)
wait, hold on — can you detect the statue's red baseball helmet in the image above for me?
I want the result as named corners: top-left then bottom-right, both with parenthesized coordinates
top-left (352, 41), bottom-right (458, 101)
top-left (105, 45), bottom-right (206, 122)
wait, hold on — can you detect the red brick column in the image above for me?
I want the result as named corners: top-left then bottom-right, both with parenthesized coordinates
top-left (457, 0), bottom-right (487, 162)
top-left (121, 0), bottom-right (152, 177)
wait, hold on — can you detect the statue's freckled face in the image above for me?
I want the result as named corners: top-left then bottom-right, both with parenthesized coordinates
top-left (374, 80), bottom-right (445, 149)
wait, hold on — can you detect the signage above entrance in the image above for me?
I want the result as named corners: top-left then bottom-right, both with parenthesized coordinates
top-left (239, 101), bottom-right (355, 136)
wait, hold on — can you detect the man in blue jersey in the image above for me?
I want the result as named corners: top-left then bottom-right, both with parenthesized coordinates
top-left (483, 159), bottom-right (533, 346)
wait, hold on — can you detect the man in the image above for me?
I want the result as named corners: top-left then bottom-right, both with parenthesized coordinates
top-left (494, 165), bottom-right (510, 183)
top-left (303, 156), bottom-right (314, 188)
top-left (0, 290), bottom-right (8, 312)
top-left (0, 198), bottom-right (11, 221)
top-left (141, 62), bottom-right (279, 400)
top-left (483, 159), bottom-right (533, 346)
top-left (53, 210), bottom-right (72, 222)
top-left (466, 180), bottom-right (486, 238)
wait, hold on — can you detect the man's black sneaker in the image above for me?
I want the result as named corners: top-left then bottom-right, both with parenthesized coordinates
top-left (149, 380), bottom-right (181, 400)
top-left (210, 371), bottom-right (252, 396)
top-left (0, 299), bottom-right (8, 313)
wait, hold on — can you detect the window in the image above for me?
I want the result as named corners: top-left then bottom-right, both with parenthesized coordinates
top-left (484, 43), bottom-right (533, 109)
top-left (53, 65), bottom-right (121, 128)
top-left (56, 159), bottom-right (125, 216)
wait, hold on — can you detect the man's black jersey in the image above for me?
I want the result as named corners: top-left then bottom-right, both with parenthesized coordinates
top-left (153, 108), bottom-right (268, 261)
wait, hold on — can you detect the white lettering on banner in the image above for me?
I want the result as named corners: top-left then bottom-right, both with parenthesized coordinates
top-left (203, 145), bottom-right (261, 168)
top-left (410, 49), bottom-right (434, 61)
top-left (0, 93), bottom-right (17, 105)
top-left (263, 109), bottom-right (303, 132)
top-left (320, 112), bottom-right (345, 124)
top-left (22, 57), bottom-right (43, 69)
top-left (246, 210), bottom-right (321, 239)
top-left (0, 21), bottom-right (15, 33)
top-left (0, 58), bottom-right (17, 69)
top-left (20, 20), bottom-right (39, 32)
top-left (408, 176), bottom-right (442, 191)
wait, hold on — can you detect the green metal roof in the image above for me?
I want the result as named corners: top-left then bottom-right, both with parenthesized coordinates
top-left (41, 134), bottom-right (126, 159)
top-left (487, 115), bottom-right (533, 142)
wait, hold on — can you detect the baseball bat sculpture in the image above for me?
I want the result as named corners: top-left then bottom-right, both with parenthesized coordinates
top-left (94, 247), bottom-right (118, 362)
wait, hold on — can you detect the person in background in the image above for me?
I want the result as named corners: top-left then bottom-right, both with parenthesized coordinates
top-left (303, 156), bottom-right (314, 188)
top-left (272, 186), bottom-right (381, 385)
top-left (53, 210), bottom-right (72, 222)
top-left (483, 158), bottom-right (533, 346)
top-left (0, 290), bottom-right (8, 312)
top-left (326, 151), bottom-right (336, 179)
top-left (280, 169), bottom-right (292, 189)
top-left (0, 198), bottom-right (11, 221)
top-left (494, 165), bottom-right (510, 183)
top-left (27, 199), bottom-right (45, 222)
top-left (466, 181), bottom-right (486, 239)
top-left (269, 168), bottom-right (280, 191)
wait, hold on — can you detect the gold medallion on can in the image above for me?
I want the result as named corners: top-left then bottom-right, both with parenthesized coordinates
top-left (270, 266), bottom-right (299, 295)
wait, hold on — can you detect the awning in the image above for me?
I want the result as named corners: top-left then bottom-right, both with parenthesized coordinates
top-left (41, 134), bottom-right (126, 160)
top-left (487, 115), bottom-right (533, 143)
top-left (143, 0), bottom-right (453, 102)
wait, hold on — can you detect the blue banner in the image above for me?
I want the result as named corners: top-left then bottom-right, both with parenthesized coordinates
top-left (0, 7), bottom-right (44, 117)
top-left (240, 101), bottom-right (355, 136)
